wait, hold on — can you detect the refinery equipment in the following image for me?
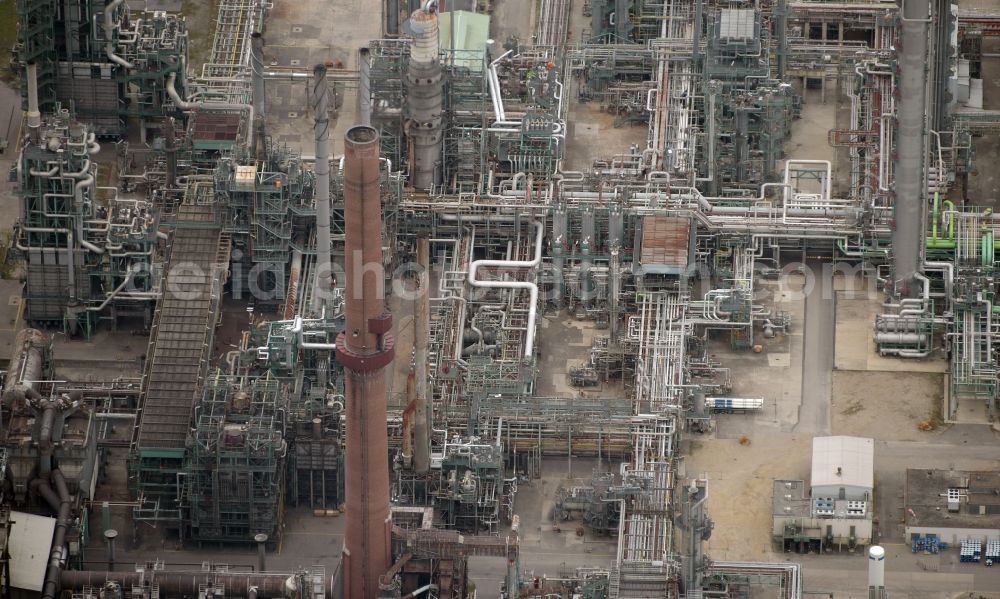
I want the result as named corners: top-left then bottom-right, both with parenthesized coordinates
top-left (15, 0), bottom-right (189, 137)
top-left (15, 90), bottom-right (159, 334)
top-left (10, 0), bottom-right (1000, 596)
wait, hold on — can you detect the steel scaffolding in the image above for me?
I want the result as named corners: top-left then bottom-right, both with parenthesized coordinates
top-left (184, 376), bottom-right (287, 543)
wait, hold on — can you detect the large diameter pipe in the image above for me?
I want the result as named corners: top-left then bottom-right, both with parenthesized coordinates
top-left (26, 62), bottom-right (41, 143)
top-left (103, 0), bottom-right (135, 69)
top-left (61, 571), bottom-right (330, 598)
top-left (893, 0), bottom-right (930, 295)
top-left (254, 533), bottom-right (268, 573)
top-left (41, 470), bottom-right (73, 599)
top-left (2, 328), bottom-right (48, 407)
top-left (250, 33), bottom-right (266, 121)
top-left (467, 221), bottom-right (544, 362)
top-left (311, 64), bottom-right (333, 315)
top-left (336, 126), bottom-right (393, 599)
top-left (387, 0), bottom-right (400, 35)
top-left (413, 238), bottom-right (431, 474)
top-left (359, 48), bottom-right (373, 127)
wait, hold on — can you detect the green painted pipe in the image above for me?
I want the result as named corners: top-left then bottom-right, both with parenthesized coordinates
top-left (931, 192), bottom-right (939, 242)
top-left (926, 238), bottom-right (956, 249)
top-left (926, 198), bottom-right (959, 249)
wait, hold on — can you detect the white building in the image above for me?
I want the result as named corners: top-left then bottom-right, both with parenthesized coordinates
top-left (811, 435), bottom-right (875, 502)
top-left (773, 436), bottom-right (875, 551)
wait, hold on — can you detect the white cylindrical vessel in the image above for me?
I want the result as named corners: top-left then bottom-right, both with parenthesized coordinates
top-left (868, 545), bottom-right (885, 588)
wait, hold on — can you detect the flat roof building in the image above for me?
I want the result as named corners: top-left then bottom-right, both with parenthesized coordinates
top-left (905, 469), bottom-right (1000, 544)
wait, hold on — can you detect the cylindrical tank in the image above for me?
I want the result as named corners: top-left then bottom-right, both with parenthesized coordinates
top-left (874, 332), bottom-right (927, 345)
top-left (2, 329), bottom-right (48, 407)
top-left (406, 7), bottom-right (443, 190)
top-left (868, 545), bottom-right (885, 588)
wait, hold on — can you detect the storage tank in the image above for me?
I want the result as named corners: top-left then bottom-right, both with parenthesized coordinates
top-left (868, 545), bottom-right (885, 589)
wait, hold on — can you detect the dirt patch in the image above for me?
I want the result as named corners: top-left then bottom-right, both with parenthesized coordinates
top-left (182, 0), bottom-right (222, 72)
top-left (687, 432), bottom-right (811, 561)
top-left (831, 371), bottom-right (943, 441)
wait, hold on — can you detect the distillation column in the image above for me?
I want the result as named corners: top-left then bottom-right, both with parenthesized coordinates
top-left (892, 0), bottom-right (930, 294)
top-left (406, 5), bottom-right (443, 190)
top-left (336, 126), bottom-right (395, 597)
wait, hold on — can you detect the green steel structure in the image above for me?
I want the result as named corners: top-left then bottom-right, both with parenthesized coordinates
top-left (15, 0), bottom-right (188, 136)
top-left (15, 110), bottom-right (158, 334)
top-left (184, 376), bottom-right (287, 543)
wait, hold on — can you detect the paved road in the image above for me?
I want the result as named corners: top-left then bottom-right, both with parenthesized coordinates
top-left (795, 260), bottom-right (834, 434)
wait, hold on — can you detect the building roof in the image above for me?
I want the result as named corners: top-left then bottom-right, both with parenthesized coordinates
top-left (438, 11), bottom-right (491, 71)
top-left (639, 216), bottom-right (692, 274)
top-left (810, 436), bottom-right (874, 491)
top-left (8, 511), bottom-right (57, 592)
top-left (906, 469), bottom-right (1000, 530)
top-left (719, 9), bottom-right (755, 41)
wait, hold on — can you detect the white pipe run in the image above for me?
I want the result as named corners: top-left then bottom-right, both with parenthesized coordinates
top-left (166, 73), bottom-right (254, 148)
top-left (103, 0), bottom-right (134, 69)
top-left (467, 221), bottom-right (544, 361)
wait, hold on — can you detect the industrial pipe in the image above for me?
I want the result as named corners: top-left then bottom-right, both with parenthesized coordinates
top-left (359, 48), bottom-right (372, 127)
top-left (165, 73), bottom-right (254, 148)
top-left (26, 62), bottom-right (41, 144)
top-left (311, 64), bottom-right (333, 315)
top-left (60, 571), bottom-right (331, 598)
top-left (467, 220), bottom-right (544, 361)
top-left (254, 533), bottom-right (268, 573)
top-left (893, 0), bottom-right (930, 295)
top-left (103, 0), bottom-right (135, 69)
top-left (104, 530), bottom-right (118, 571)
top-left (413, 238), bottom-right (431, 474)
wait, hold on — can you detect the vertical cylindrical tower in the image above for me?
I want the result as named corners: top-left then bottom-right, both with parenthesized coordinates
top-left (26, 62), bottom-right (41, 144)
top-left (893, 0), bottom-right (929, 295)
top-left (312, 65), bottom-right (332, 314)
top-left (336, 126), bottom-right (394, 598)
top-left (359, 48), bottom-right (373, 127)
top-left (405, 6), bottom-right (443, 190)
top-left (868, 545), bottom-right (886, 589)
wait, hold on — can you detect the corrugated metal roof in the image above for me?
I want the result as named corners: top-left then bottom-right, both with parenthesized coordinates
top-left (8, 511), bottom-right (56, 592)
top-left (811, 436), bottom-right (874, 491)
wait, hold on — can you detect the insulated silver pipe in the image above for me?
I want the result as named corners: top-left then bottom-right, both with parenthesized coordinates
top-left (311, 64), bottom-right (332, 315)
top-left (26, 62), bottom-right (41, 143)
top-left (103, 0), bottom-right (134, 69)
top-left (413, 238), bottom-right (431, 474)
